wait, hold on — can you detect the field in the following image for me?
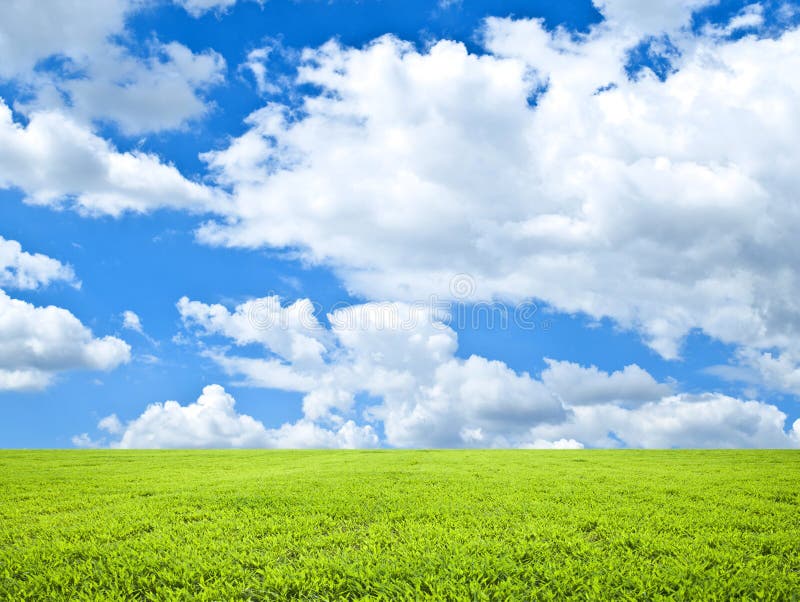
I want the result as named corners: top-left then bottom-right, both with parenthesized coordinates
top-left (1, 450), bottom-right (799, 600)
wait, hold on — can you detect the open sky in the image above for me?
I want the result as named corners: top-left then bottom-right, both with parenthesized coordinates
top-left (2, 0), bottom-right (800, 449)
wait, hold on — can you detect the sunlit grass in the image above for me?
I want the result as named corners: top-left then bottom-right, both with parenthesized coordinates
top-left (1, 450), bottom-right (799, 600)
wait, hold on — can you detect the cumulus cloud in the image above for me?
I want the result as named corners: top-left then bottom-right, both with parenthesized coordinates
top-left (7, 2), bottom-right (800, 392)
top-left (98, 414), bottom-right (123, 435)
top-left (0, 0), bottom-right (132, 78)
top-left (169, 294), bottom-right (800, 449)
top-left (0, 100), bottom-right (222, 216)
top-left (177, 297), bottom-right (567, 446)
top-left (189, 8), bottom-right (800, 395)
top-left (240, 46), bottom-right (284, 95)
top-left (122, 311), bottom-right (144, 334)
top-left (540, 358), bottom-right (672, 406)
top-left (177, 295), bottom-right (328, 367)
top-left (520, 438), bottom-right (585, 450)
top-left (526, 393), bottom-right (800, 449)
top-left (60, 42), bottom-right (226, 135)
top-left (89, 384), bottom-right (378, 448)
top-left (592, 0), bottom-right (717, 34)
top-left (704, 4), bottom-right (765, 36)
top-left (0, 289), bottom-right (130, 391)
top-left (174, 0), bottom-right (248, 17)
top-left (0, 236), bottom-right (78, 290)
top-left (709, 348), bottom-right (800, 397)
top-left (1, 1), bottom-right (226, 134)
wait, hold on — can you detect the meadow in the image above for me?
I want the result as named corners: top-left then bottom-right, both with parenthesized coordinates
top-left (1, 450), bottom-right (799, 600)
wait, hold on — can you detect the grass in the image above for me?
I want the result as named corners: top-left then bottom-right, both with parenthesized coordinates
top-left (1, 450), bottom-right (799, 600)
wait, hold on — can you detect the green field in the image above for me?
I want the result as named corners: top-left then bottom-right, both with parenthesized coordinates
top-left (1, 450), bottom-right (799, 600)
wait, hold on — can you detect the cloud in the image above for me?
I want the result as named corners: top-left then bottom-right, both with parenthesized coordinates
top-left (0, 0), bottom-right (132, 79)
top-left (0, 100), bottom-right (222, 216)
top-left (178, 295), bottom-right (328, 367)
top-left (7, 2), bottom-right (800, 389)
top-left (526, 393), bottom-right (800, 449)
top-left (191, 12), bottom-right (800, 387)
top-left (179, 296), bottom-right (567, 446)
top-left (704, 4), bottom-right (765, 36)
top-left (71, 433), bottom-right (102, 448)
top-left (0, 236), bottom-right (78, 290)
top-left (710, 348), bottom-right (800, 397)
top-left (1, 2), bottom-right (227, 134)
top-left (60, 42), bottom-right (226, 135)
top-left (122, 311), bottom-right (144, 334)
top-left (91, 384), bottom-right (378, 448)
top-left (591, 0), bottom-right (717, 34)
top-left (172, 293), bottom-right (800, 449)
top-left (240, 46), bottom-right (284, 95)
top-left (540, 358), bottom-right (672, 406)
top-left (174, 0), bottom-right (247, 17)
top-left (520, 438), bottom-right (585, 450)
top-left (98, 414), bottom-right (123, 435)
top-left (0, 289), bottom-right (130, 391)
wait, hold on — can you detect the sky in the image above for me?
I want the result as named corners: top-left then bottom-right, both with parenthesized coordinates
top-left (2, 0), bottom-right (800, 449)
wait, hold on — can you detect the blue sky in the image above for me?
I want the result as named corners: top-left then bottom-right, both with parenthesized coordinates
top-left (2, 0), bottom-right (800, 449)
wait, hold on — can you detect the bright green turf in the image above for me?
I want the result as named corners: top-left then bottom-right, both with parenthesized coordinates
top-left (1, 450), bottom-right (799, 601)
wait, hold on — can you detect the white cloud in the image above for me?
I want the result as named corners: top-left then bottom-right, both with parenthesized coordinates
top-left (1, 2), bottom-right (226, 134)
top-left (177, 295), bottom-right (328, 367)
top-left (122, 311), bottom-right (144, 334)
top-left (0, 236), bottom-right (78, 290)
top-left (540, 358), bottom-right (672, 406)
top-left (61, 42), bottom-right (226, 135)
top-left (527, 393), bottom-right (800, 449)
top-left (192, 13), bottom-right (800, 379)
top-left (71, 433), bottom-right (102, 448)
top-left (119, 388), bottom-right (793, 450)
top-left (240, 46), bottom-right (282, 95)
top-left (179, 296), bottom-right (567, 446)
top-left (173, 293), bottom-right (800, 449)
top-left (0, 289), bottom-right (130, 391)
top-left (712, 348), bottom-right (800, 396)
top-left (0, 100), bottom-right (222, 216)
top-left (175, 0), bottom-right (242, 17)
top-left (705, 4), bottom-right (765, 36)
top-left (101, 384), bottom-right (378, 448)
top-left (98, 413), bottom-right (123, 435)
top-left (520, 438), bottom-right (585, 450)
top-left (592, 0), bottom-right (717, 34)
top-left (0, 0), bottom-right (132, 79)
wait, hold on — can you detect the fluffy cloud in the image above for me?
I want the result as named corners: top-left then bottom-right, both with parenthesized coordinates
top-left (177, 295), bottom-right (328, 367)
top-left (520, 438), bottom-right (585, 450)
top-left (0, 100), bottom-right (222, 215)
top-left (179, 297), bottom-right (567, 447)
top-left (8, 2), bottom-right (800, 392)
top-left (592, 0), bottom-right (717, 34)
top-left (61, 42), bottom-right (226, 135)
top-left (526, 393), bottom-right (800, 449)
top-left (540, 358), bottom-right (672, 407)
top-left (1, 1), bottom-right (226, 134)
top-left (240, 47), bottom-right (283, 95)
top-left (86, 384), bottom-right (378, 448)
top-left (0, 289), bottom-right (130, 391)
top-left (168, 294), bottom-right (800, 449)
top-left (0, 236), bottom-right (78, 290)
top-left (0, 0), bottom-right (132, 78)
top-left (122, 311), bottom-right (144, 334)
top-left (710, 348), bottom-right (800, 397)
top-left (191, 7), bottom-right (800, 393)
top-left (175, 0), bottom-right (243, 17)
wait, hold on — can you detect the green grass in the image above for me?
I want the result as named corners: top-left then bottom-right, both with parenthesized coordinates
top-left (1, 450), bottom-right (799, 600)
